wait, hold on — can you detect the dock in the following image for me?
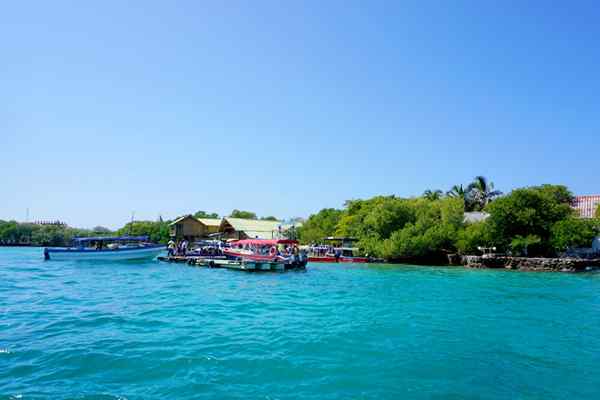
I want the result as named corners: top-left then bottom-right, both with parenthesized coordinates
top-left (157, 256), bottom-right (294, 272)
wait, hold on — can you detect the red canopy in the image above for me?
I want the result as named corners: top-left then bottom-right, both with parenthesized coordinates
top-left (231, 239), bottom-right (298, 246)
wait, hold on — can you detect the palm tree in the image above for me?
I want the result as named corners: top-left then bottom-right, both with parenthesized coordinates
top-left (446, 184), bottom-right (466, 198)
top-left (423, 189), bottom-right (443, 201)
top-left (466, 176), bottom-right (502, 210)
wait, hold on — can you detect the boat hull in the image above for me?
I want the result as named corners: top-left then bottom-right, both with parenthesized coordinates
top-left (45, 245), bottom-right (165, 261)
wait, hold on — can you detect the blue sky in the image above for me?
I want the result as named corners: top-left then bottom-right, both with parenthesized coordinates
top-left (2, 1), bottom-right (599, 229)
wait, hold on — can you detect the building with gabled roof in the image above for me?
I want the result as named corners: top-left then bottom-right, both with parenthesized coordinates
top-left (219, 217), bottom-right (286, 240)
top-left (169, 215), bottom-right (222, 241)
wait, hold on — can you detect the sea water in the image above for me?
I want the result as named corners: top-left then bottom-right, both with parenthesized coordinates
top-left (1, 247), bottom-right (599, 399)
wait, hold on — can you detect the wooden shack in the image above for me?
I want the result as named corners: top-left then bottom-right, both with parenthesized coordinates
top-left (169, 215), bottom-right (222, 241)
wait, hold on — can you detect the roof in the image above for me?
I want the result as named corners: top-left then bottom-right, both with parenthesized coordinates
top-left (463, 212), bottom-right (490, 224)
top-left (197, 218), bottom-right (222, 227)
top-left (169, 215), bottom-right (222, 227)
top-left (169, 215), bottom-right (200, 226)
top-left (221, 218), bottom-right (285, 239)
top-left (222, 217), bottom-right (282, 231)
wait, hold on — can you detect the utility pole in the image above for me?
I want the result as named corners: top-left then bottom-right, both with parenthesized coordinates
top-left (128, 211), bottom-right (135, 236)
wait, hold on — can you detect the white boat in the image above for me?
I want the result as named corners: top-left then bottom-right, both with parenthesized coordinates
top-left (44, 236), bottom-right (165, 261)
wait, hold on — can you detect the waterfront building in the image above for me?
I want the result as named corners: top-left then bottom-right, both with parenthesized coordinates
top-left (169, 215), bottom-right (222, 241)
top-left (463, 212), bottom-right (490, 224)
top-left (196, 218), bottom-right (222, 236)
top-left (33, 220), bottom-right (67, 226)
top-left (572, 195), bottom-right (600, 218)
top-left (219, 218), bottom-right (287, 240)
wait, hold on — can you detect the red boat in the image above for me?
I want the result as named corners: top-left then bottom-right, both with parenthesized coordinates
top-left (308, 255), bottom-right (371, 263)
top-left (305, 237), bottom-right (371, 263)
top-left (223, 239), bottom-right (307, 269)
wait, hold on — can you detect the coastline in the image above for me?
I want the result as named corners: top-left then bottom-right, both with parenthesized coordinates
top-left (448, 254), bottom-right (600, 272)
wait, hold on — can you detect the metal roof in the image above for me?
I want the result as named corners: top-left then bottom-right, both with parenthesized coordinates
top-left (169, 215), bottom-right (222, 227)
top-left (197, 218), bottom-right (222, 227)
top-left (221, 218), bottom-right (282, 232)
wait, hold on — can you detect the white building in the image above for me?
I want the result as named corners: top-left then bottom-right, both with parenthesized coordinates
top-left (572, 195), bottom-right (600, 218)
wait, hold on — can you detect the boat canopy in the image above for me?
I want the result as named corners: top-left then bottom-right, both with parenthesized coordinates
top-left (232, 239), bottom-right (298, 247)
top-left (72, 235), bottom-right (150, 243)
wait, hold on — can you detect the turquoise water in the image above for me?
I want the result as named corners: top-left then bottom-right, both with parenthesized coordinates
top-left (1, 248), bottom-right (600, 399)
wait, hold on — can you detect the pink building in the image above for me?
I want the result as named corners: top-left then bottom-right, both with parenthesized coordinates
top-left (572, 195), bottom-right (600, 218)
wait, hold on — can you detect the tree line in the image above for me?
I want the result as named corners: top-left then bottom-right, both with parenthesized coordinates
top-left (297, 177), bottom-right (600, 261)
top-left (3, 185), bottom-right (598, 253)
top-left (0, 209), bottom-right (282, 247)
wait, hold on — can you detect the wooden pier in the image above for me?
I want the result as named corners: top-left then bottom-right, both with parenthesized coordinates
top-left (157, 256), bottom-right (294, 272)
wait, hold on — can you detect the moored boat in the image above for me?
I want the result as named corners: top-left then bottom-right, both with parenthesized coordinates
top-left (44, 236), bottom-right (164, 261)
top-left (305, 237), bottom-right (372, 263)
top-left (223, 239), bottom-right (308, 269)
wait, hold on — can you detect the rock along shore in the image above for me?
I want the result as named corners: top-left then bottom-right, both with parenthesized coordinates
top-left (447, 254), bottom-right (600, 272)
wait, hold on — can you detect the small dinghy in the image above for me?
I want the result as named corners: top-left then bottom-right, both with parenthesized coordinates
top-left (44, 236), bottom-right (164, 261)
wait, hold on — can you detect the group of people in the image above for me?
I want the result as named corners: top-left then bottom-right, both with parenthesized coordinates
top-left (167, 239), bottom-right (188, 257)
top-left (195, 246), bottom-right (224, 257)
top-left (237, 243), bottom-right (302, 258)
top-left (167, 239), bottom-right (307, 262)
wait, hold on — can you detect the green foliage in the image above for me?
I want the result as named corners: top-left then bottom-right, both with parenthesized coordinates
top-left (446, 185), bottom-right (466, 199)
top-left (510, 235), bottom-right (542, 256)
top-left (380, 197), bottom-right (464, 259)
top-left (229, 210), bottom-right (257, 219)
top-left (336, 196), bottom-right (417, 240)
top-left (283, 225), bottom-right (299, 240)
top-left (485, 185), bottom-right (574, 255)
top-left (550, 218), bottom-right (599, 253)
top-left (466, 176), bottom-right (503, 211)
top-left (194, 211), bottom-right (219, 219)
top-left (0, 219), bottom-right (170, 247)
top-left (298, 208), bottom-right (344, 244)
top-left (92, 226), bottom-right (112, 234)
top-left (444, 176), bottom-right (502, 212)
top-left (117, 220), bottom-right (171, 244)
top-left (423, 189), bottom-right (443, 201)
top-left (302, 196), bottom-right (466, 259)
top-left (596, 204), bottom-right (600, 219)
top-left (0, 221), bottom-right (97, 247)
top-left (456, 222), bottom-right (493, 254)
top-left (260, 216), bottom-right (279, 221)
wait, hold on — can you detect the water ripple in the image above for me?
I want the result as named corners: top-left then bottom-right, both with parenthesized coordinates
top-left (1, 248), bottom-right (600, 399)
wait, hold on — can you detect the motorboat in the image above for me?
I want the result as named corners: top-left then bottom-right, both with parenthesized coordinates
top-left (305, 237), bottom-right (372, 263)
top-left (44, 235), bottom-right (164, 261)
top-left (223, 239), bottom-right (308, 269)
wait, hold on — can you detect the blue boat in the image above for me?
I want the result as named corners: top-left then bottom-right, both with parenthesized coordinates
top-left (44, 236), bottom-right (165, 261)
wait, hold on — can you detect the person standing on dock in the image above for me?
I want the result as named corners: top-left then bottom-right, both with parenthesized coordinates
top-left (167, 240), bottom-right (176, 257)
top-left (180, 239), bottom-right (188, 256)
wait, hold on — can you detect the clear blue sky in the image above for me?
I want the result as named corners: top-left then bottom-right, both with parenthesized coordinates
top-left (2, 1), bottom-right (599, 229)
